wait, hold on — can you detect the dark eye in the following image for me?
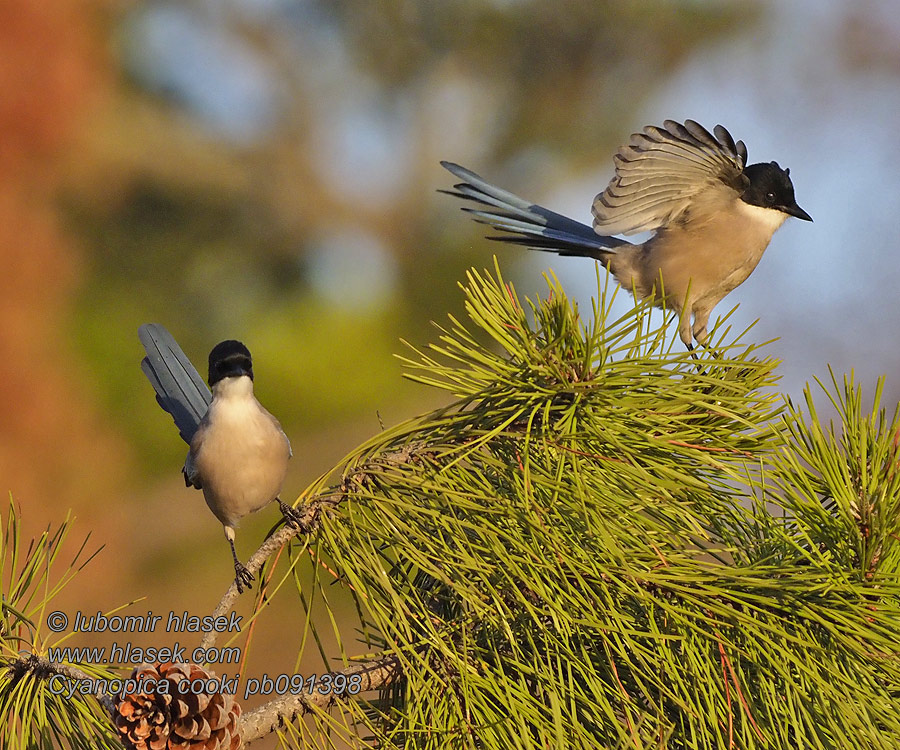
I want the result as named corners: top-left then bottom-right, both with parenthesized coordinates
top-left (765, 191), bottom-right (776, 204)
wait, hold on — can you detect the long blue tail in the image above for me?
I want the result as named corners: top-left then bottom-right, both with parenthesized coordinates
top-left (440, 161), bottom-right (629, 258)
top-left (139, 323), bottom-right (211, 445)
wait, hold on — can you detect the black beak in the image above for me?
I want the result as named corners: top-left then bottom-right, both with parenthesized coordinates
top-left (784, 202), bottom-right (813, 222)
top-left (222, 362), bottom-right (253, 379)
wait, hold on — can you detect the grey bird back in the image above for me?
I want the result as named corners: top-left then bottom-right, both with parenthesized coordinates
top-left (139, 323), bottom-right (212, 444)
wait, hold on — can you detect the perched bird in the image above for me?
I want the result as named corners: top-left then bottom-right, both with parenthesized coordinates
top-left (442, 119), bottom-right (811, 349)
top-left (139, 323), bottom-right (301, 592)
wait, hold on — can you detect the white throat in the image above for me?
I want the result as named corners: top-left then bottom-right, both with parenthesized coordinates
top-left (737, 200), bottom-right (789, 239)
top-left (212, 375), bottom-right (254, 400)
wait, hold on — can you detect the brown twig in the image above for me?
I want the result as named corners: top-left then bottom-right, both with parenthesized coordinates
top-left (8, 649), bottom-right (404, 746)
top-left (6, 654), bottom-right (117, 715)
top-left (239, 655), bottom-right (403, 743)
top-left (714, 628), bottom-right (765, 743)
top-left (200, 443), bottom-right (426, 652)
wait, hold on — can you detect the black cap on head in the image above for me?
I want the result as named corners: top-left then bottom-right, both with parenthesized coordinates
top-left (742, 161), bottom-right (812, 221)
top-left (208, 340), bottom-right (253, 386)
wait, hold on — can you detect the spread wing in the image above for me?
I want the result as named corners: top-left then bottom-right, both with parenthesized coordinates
top-left (592, 119), bottom-right (748, 236)
top-left (139, 323), bottom-right (212, 445)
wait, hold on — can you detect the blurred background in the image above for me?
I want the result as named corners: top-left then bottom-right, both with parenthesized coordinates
top-left (3, 0), bottom-right (900, 738)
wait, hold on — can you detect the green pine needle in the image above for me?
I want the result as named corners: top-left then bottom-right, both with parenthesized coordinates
top-left (310, 261), bottom-right (900, 749)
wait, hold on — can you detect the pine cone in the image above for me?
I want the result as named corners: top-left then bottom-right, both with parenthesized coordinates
top-left (114, 662), bottom-right (241, 750)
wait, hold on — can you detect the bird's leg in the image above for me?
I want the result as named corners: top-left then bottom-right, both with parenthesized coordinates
top-left (682, 307), bottom-right (721, 372)
top-left (277, 497), bottom-right (306, 530)
top-left (680, 320), bottom-right (703, 369)
top-left (684, 341), bottom-right (707, 375)
top-left (692, 310), bottom-right (723, 359)
top-left (677, 305), bottom-right (703, 364)
top-left (690, 312), bottom-right (730, 395)
top-left (225, 527), bottom-right (253, 593)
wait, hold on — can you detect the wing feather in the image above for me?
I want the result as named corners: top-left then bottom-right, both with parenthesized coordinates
top-left (592, 119), bottom-right (747, 235)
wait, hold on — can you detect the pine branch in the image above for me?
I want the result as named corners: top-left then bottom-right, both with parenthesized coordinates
top-left (239, 655), bottom-right (402, 742)
top-left (6, 654), bottom-right (117, 714)
top-left (8, 263), bottom-right (900, 749)
top-left (199, 441), bottom-right (433, 652)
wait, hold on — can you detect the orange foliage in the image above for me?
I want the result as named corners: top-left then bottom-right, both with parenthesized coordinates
top-left (0, 0), bottom-right (129, 539)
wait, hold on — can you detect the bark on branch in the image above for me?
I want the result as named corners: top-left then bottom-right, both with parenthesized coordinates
top-left (240, 655), bottom-right (403, 743)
